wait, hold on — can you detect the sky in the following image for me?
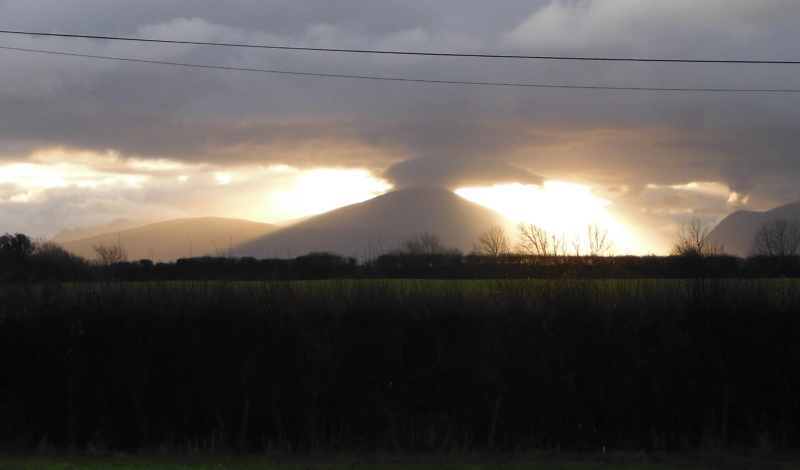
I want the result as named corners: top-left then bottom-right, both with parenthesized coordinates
top-left (1, 0), bottom-right (800, 254)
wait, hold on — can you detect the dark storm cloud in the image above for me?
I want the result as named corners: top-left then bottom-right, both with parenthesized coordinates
top-left (1, 0), bottom-right (800, 212)
top-left (383, 155), bottom-right (542, 190)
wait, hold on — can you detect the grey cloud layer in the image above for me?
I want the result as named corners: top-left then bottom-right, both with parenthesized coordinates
top-left (1, 0), bottom-right (800, 206)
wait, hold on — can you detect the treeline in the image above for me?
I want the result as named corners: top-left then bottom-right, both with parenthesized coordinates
top-left (0, 234), bottom-right (93, 283)
top-left (2, 279), bottom-right (800, 452)
top-left (4, 231), bottom-right (800, 283)
top-left (4, 250), bottom-right (800, 282)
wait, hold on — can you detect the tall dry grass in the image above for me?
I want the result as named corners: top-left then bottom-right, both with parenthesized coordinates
top-left (1, 279), bottom-right (799, 453)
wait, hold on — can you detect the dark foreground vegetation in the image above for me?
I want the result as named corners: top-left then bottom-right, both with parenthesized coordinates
top-left (3, 247), bottom-right (800, 283)
top-left (2, 278), bottom-right (800, 454)
top-left (5, 451), bottom-right (800, 470)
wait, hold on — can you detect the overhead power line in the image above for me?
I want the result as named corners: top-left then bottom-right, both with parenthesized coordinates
top-left (1, 45), bottom-right (798, 92)
top-left (2, 29), bottom-right (800, 65)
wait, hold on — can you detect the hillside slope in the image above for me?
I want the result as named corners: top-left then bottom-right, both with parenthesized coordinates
top-left (709, 201), bottom-right (800, 256)
top-left (59, 217), bottom-right (279, 262)
top-left (52, 218), bottom-right (151, 244)
top-left (234, 187), bottom-right (515, 258)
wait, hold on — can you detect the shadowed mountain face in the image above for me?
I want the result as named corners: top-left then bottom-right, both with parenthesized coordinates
top-left (58, 217), bottom-right (279, 262)
top-left (234, 187), bottom-right (515, 259)
top-left (709, 201), bottom-right (800, 257)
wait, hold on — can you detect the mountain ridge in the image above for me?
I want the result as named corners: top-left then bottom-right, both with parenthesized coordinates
top-left (234, 187), bottom-right (515, 259)
top-left (52, 218), bottom-right (153, 244)
top-left (709, 201), bottom-right (800, 256)
top-left (58, 217), bottom-right (279, 262)
top-left (56, 187), bottom-right (516, 261)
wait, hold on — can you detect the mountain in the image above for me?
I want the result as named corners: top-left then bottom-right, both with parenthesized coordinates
top-left (58, 217), bottom-right (279, 262)
top-left (52, 218), bottom-right (151, 244)
top-left (709, 201), bottom-right (800, 256)
top-left (234, 186), bottom-right (515, 259)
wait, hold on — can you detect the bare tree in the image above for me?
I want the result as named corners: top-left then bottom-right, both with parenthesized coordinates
top-left (93, 242), bottom-right (128, 265)
top-left (515, 223), bottom-right (570, 256)
top-left (587, 223), bottom-right (615, 256)
top-left (671, 218), bottom-right (724, 257)
top-left (571, 230), bottom-right (582, 257)
top-left (33, 238), bottom-right (66, 256)
top-left (473, 225), bottom-right (510, 256)
top-left (399, 232), bottom-right (461, 256)
top-left (551, 233), bottom-right (568, 257)
top-left (515, 222), bottom-right (550, 256)
top-left (749, 218), bottom-right (800, 257)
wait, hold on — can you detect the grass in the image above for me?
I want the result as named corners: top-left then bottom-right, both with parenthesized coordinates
top-left (4, 451), bottom-right (798, 470)
top-left (3, 278), bottom-right (800, 453)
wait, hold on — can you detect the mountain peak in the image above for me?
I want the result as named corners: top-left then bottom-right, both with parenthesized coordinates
top-left (236, 187), bottom-right (514, 258)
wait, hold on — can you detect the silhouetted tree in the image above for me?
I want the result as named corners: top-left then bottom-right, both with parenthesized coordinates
top-left (0, 232), bottom-right (36, 258)
top-left (571, 230), bottom-right (582, 256)
top-left (473, 225), bottom-right (510, 256)
top-left (749, 218), bottom-right (799, 257)
top-left (551, 232), bottom-right (568, 256)
top-left (514, 223), bottom-right (569, 257)
top-left (30, 240), bottom-right (91, 281)
top-left (34, 239), bottom-right (76, 260)
top-left (93, 242), bottom-right (128, 265)
top-left (671, 218), bottom-right (724, 257)
top-left (1, 233), bottom-right (37, 282)
top-left (587, 223), bottom-right (615, 256)
top-left (515, 222), bottom-right (550, 255)
top-left (400, 232), bottom-right (454, 255)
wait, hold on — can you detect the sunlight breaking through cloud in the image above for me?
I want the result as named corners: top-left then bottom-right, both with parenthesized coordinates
top-left (456, 182), bottom-right (637, 254)
top-left (0, 148), bottom-right (394, 237)
top-left (267, 168), bottom-right (393, 222)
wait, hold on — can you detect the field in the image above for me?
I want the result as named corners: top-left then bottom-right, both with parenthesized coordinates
top-left (3, 451), bottom-right (800, 470)
top-left (2, 279), bottom-right (800, 455)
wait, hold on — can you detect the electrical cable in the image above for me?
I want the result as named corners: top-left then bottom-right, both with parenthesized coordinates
top-left (1, 29), bottom-right (799, 65)
top-left (1, 45), bottom-right (798, 92)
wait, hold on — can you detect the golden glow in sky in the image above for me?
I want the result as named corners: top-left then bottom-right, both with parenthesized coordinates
top-left (4, 149), bottom-right (659, 254)
top-left (456, 182), bottom-right (637, 254)
top-left (0, 159), bottom-right (147, 203)
top-left (0, 148), bottom-right (394, 236)
top-left (266, 168), bottom-right (392, 222)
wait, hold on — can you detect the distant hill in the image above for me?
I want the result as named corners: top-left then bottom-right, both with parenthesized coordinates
top-left (52, 218), bottom-right (152, 244)
top-left (58, 217), bottom-right (279, 262)
top-left (709, 201), bottom-right (800, 256)
top-left (234, 187), bottom-right (515, 259)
